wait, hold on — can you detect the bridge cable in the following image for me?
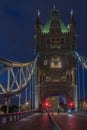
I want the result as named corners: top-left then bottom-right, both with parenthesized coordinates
top-left (74, 50), bottom-right (87, 101)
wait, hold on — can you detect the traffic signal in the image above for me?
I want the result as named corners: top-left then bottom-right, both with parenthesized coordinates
top-left (45, 102), bottom-right (49, 107)
top-left (68, 101), bottom-right (74, 109)
top-left (44, 101), bottom-right (51, 108)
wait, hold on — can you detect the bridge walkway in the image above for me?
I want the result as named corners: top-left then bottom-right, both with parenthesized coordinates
top-left (0, 113), bottom-right (51, 130)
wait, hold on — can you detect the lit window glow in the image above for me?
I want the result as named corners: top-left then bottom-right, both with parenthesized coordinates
top-left (50, 56), bottom-right (62, 68)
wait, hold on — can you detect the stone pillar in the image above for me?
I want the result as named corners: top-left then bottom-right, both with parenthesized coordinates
top-left (72, 67), bottom-right (78, 109)
top-left (35, 85), bottom-right (39, 109)
top-left (73, 84), bottom-right (78, 109)
top-left (34, 66), bottom-right (40, 109)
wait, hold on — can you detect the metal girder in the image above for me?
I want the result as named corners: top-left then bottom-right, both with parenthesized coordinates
top-left (0, 54), bottom-right (38, 98)
top-left (74, 51), bottom-right (87, 69)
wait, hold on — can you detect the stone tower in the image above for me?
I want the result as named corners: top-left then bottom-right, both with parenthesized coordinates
top-left (35, 7), bottom-right (77, 108)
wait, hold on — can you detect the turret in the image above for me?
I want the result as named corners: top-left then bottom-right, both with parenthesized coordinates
top-left (35, 10), bottom-right (42, 35)
top-left (70, 9), bottom-right (76, 33)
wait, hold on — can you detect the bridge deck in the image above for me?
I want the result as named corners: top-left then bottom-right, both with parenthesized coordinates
top-left (0, 113), bottom-right (51, 130)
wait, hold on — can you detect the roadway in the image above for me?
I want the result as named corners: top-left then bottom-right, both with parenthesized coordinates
top-left (0, 112), bottom-right (87, 130)
top-left (0, 113), bottom-right (51, 130)
top-left (52, 113), bottom-right (87, 130)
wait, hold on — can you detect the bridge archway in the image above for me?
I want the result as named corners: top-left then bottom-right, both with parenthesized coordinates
top-left (41, 93), bottom-right (68, 112)
top-left (40, 82), bottom-right (73, 102)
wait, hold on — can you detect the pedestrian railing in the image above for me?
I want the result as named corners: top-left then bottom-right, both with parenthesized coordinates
top-left (72, 109), bottom-right (87, 116)
top-left (48, 113), bottom-right (61, 130)
top-left (0, 111), bottom-right (36, 126)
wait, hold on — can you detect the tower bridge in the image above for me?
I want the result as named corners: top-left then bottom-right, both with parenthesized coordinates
top-left (0, 6), bottom-right (87, 110)
top-left (35, 6), bottom-right (77, 109)
top-left (0, 6), bottom-right (87, 129)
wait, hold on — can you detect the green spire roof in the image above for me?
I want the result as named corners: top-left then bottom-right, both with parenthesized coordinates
top-left (41, 8), bottom-right (70, 34)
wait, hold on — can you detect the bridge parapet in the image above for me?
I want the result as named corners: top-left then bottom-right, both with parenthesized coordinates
top-left (0, 111), bottom-right (36, 126)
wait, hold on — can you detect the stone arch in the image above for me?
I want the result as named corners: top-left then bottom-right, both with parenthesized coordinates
top-left (40, 83), bottom-right (73, 103)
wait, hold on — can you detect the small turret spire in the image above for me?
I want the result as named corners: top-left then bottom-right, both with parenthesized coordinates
top-left (70, 9), bottom-right (73, 17)
top-left (70, 9), bottom-right (75, 24)
top-left (70, 9), bottom-right (76, 33)
top-left (50, 5), bottom-right (58, 14)
top-left (36, 10), bottom-right (41, 25)
top-left (38, 10), bottom-right (40, 17)
top-left (53, 5), bottom-right (56, 10)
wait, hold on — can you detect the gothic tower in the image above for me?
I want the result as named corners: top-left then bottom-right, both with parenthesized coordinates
top-left (35, 7), bottom-right (77, 108)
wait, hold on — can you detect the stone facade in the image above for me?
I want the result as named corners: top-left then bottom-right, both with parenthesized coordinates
top-left (35, 7), bottom-right (77, 107)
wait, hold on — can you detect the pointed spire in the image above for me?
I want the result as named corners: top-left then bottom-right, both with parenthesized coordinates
top-left (38, 10), bottom-right (40, 17)
top-left (50, 5), bottom-right (59, 17)
top-left (70, 9), bottom-right (75, 25)
top-left (70, 9), bottom-right (73, 17)
top-left (53, 5), bottom-right (56, 11)
top-left (70, 9), bottom-right (76, 33)
top-left (36, 9), bottom-right (41, 24)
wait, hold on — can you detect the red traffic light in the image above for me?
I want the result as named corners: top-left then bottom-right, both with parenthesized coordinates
top-left (44, 101), bottom-right (51, 108)
top-left (70, 102), bottom-right (73, 106)
top-left (68, 101), bottom-right (74, 108)
top-left (45, 102), bottom-right (49, 107)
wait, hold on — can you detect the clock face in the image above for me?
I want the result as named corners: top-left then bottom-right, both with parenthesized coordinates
top-left (50, 56), bottom-right (62, 68)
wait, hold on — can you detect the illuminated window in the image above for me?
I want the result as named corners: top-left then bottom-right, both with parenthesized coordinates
top-left (50, 56), bottom-right (62, 68)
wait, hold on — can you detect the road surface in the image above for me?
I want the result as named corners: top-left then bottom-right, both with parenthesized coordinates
top-left (53, 113), bottom-right (87, 130)
top-left (1, 112), bottom-right (87, 130)
top-left (0, 113), bottom-right (51, 130)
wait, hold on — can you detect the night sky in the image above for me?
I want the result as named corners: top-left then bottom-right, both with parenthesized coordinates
top-left (0, 0), bottom-right (87, 62)
top-left (0, 0), bottom-right (87, 102)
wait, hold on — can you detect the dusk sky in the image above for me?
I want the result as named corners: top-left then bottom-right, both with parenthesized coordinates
top-left (0, 0), bottom-right (87, 62)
